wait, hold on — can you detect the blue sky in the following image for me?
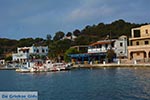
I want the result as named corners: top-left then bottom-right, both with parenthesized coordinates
top-left (0, 0), bottom-right (150, 39)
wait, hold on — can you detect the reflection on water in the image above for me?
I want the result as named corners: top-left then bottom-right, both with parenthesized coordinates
top-left (0, 68), bottom-right (150, 100)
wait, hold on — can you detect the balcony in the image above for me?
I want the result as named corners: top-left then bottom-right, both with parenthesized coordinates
top-left (128, 45), bottom-right (150, 51)
top-left (88, 48), bottom-right (107, 53)
top-left (12, 53), bottom-right (28, 58)
top-left (129, 36), bottom-right (150, 41)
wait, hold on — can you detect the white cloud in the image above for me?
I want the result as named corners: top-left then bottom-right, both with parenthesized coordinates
top-left (66, 2), bottom-right (114, 23)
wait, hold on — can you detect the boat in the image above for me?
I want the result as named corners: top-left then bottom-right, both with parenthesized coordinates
top-left (44, 60), bottom-right (72, 72)
top-left (15, 60), bottom-right (72, 73)
top-left (15, 62), bottom-right (31, 73)
top-left (16, 67), bottom-right (30, 73)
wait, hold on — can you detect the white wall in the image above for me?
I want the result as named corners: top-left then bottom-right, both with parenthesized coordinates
top-left (13, 46), bottom-right (48, 61)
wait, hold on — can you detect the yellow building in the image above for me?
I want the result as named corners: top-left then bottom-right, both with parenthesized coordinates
top-left (128, 25), bottom-right (150, 61)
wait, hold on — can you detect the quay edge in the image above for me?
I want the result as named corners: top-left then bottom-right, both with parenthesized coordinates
top-left (72, 64), bottom-right (150, 68)
top-left (0, 67), bottom-right (17, 70)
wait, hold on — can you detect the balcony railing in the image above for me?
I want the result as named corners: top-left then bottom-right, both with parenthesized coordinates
top-left (88, 48), bottom-right (107, 53)
top-left (128, 45), bottom-right (150, 49)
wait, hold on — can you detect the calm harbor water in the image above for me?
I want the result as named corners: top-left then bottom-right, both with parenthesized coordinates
top-left (0, 68), bottom-right (150, 100)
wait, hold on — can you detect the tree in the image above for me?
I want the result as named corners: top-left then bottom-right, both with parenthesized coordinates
top-left (5, 55), bottom-right (12, 62)
top-left (55, 39), bottom-right (73, 59)
top-left (73, 35), bottom-right (98, 45)
top-left (48, 42), bottom-right (58, 59)
top-left (48, 39), bottom-right (72, 60)
top-left (34, 38), bottom-right (45, 46)
top-left (0, 47), bottom-right (3, 59)
top-left (64, 48), bottom-right (79, 62)
top-left (46, 34), bottom-right (52, 41)
top-left (53, 31), bottom-right (65, 41)
top-left (18, 38), bottom-right (34, 47)
top-left (106, 49), bottom-right (116, 63)
top-left (46, 34), bottom-right (52, 45)
top-left (73, 29), bottom-right (80, 36)
top-left (66, 32), bottom-right (72, 37)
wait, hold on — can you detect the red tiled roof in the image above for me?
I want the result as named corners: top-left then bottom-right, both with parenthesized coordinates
top-left (90, 41), bottom-right (113, 46)
top-left (19, 48), bottom-right (29, 51)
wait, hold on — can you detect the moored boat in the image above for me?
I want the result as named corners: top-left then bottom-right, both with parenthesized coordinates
top-left (15, 60), bottom-right (72, 73)
top-left (16, 67), bottom-right (30, 73)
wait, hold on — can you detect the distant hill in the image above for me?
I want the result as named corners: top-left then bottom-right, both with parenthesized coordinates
top-left (80, 19), bottom-right (143, 39)
top-left (0, 38), bottom-right (17, 59)
top-left (73, 19), bottom-right (148, 45)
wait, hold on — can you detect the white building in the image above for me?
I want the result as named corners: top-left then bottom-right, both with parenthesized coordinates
top-left (88, 35), bottom-right (128, 58)
top-left (12, 46), bottom-right (48, 62)
top-left (114, 35), bottom-right (128, 57)
top-left (63, 35), bottom-right (77, 41)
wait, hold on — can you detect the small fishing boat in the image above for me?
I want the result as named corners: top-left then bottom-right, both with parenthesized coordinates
top-left (16, 67), bottom-right (30, 73)
top-left (15, 60), bottom-right (72, 73)
top-left (45, 60), bottom-right (72, 71)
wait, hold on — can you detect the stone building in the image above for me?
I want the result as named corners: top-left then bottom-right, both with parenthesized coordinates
top-left (128, 25), bottom-right (150, 61)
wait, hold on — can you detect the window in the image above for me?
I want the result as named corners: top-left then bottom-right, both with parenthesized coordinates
top-left (42, 49), bottom-right (45, 53)
top-left (145, 41), bottom-right (149, 45)
top-left (145, 29), bottom-right (148, 34)
top-left (105, 44), bottom-right (108, 48)
top-left (136, 41), bottom-right (139, 45)
top-left (137, 52), bottom-right (140, 56)
top-left (99, 45), bottom-right (102, 48)
top-left (130, 41), bottom-right (133, 46)
top-left (26, 50), bottom-right (29, 53)
top-left (120, 43), bottom-right (123, 47)
top-left (111, 42), bottom-right (114, 47)
top-left (37, 49), bottom-right (39, 53)
top-left (134, 30), bottom-right (140, 37)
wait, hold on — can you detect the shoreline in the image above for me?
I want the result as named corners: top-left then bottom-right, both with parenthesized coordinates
top-left (73, 63), bottom-right (150, 68)
top-left (0, 67), bottom-right (17, 70)
top-left (0, 63), bottom-right (150, 70)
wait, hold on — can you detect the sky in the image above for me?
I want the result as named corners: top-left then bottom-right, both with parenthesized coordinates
top-left (0, 0), bottom-right (150, 40)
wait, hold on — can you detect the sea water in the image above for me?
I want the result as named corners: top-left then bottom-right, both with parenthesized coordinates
top-left (0, 68), bottom-right (150, 100)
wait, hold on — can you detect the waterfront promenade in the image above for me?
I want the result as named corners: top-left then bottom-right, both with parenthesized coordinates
top-left (72, 58), bottom-right (150, 68)
top-left (0, 67), bottom-right (16, 70)
top-left (73, 63), bottom-right (150, 68)
top-left (1, 61), bottom-right (150, 70)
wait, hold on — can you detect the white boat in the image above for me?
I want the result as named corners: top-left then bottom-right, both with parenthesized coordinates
top-left (16, 67), bottom-right (30, 73)
top-left (16, 60), bottom-right (72, 73)
top-left (45, 60), bottom-right (72, 71)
